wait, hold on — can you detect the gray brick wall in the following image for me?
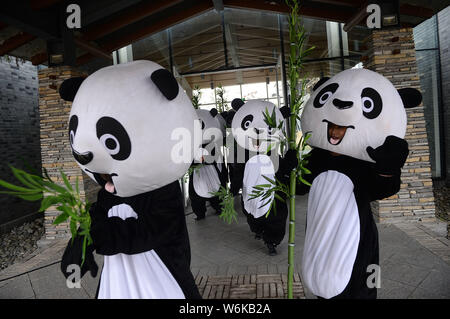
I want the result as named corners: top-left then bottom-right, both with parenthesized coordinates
top-left (0, 57), bottom-right (41, 230)
top-left (437, 6), bottom-right (450, 185)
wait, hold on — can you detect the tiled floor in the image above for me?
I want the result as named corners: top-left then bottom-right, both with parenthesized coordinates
top-left (0, 194), bottom-right (449, 299)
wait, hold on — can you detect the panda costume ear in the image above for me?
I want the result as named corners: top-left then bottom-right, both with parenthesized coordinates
top-left (210, 108), bottom-right (218, 117)
top-left (313, 77), bottom-right (330, 91)
top-left (224, 109), bottom-right (236, 126)
top-left (231, 98), bottom-right (244, 111)
top-left (59, 77), bottom-right (85, 101)
top-left (398, 88), bottom-right (422, 108)
top-left (150, 69), bottom-right (179, 101)
top-left (280, 105), bottom-right (291, 118)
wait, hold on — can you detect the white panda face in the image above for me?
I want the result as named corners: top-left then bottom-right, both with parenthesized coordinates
top-left (231, 100), bottom-right (285, 153)
top-left (300, 68), bottom-right (407, 162)
top-left (196, 109), bottom-right (222, 146)
top-left (67, 60), bottom-right (198, 197)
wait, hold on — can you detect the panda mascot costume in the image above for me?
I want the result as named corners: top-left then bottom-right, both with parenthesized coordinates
top-left (58, 60), bottom-right (201, 299)
top-left (189, 108), bottom-right (228, 220)
top-left (297, 68), bottom-right (422, 299)
top-left (228, 99), bottom-right (297, 256)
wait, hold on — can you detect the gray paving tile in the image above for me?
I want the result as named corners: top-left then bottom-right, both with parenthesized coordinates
top-left (1, 193), bottom-right (449, 299)
top-left (377, 278), bottom-right (416, 299)
top-left (381, 260), bottom-right (431, 287)
top-left (0, 274), bottom-right (35, 299)
top-left (408, 286), bottom-right (449, 299)
top-left (417, 269), bottom-right (450, 297)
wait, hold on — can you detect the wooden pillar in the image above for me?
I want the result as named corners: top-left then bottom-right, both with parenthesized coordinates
top-left (38, 66), bottom-right (100, 239)
top-left (366, 27), bottom-right (436, 223)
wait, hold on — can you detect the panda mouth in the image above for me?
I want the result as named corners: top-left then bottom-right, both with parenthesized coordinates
top-left (323, 120), bottom-right (355, 146)
top-left (85, 169), bottom-right (118, 194)
top-left (249, 137), bottom-right (267, 149)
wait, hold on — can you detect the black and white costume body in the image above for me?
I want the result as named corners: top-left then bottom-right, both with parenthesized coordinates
top-left (298, 68), bottom-right (422, 299)
top-left (189, 109), bottom-right (228, 219)
top-left (228, 99), bottom-right (296, 251)
top-left (59, 60), bottom-right (201, 299)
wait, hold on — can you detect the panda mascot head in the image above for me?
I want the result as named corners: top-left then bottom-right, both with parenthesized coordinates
top-left (216, 111), bottom-right (228, 137)
top-left (59, 60), bottom-right (198, 197)
top-left (230, 99), bottom-right (289, 153)
top-left (196, 108), bottom-right (222, 147)
top-left (300, 68), bottom-right (422, 162)
top-left (195, 108), bottom-right (223, 163)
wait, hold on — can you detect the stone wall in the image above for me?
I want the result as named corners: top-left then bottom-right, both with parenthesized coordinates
top-left (38, 66), bottom-right (100, 239)
top-left (0, 57), bottom-right (41, 232)
top-left (365, 27), bottom-right (436, 223)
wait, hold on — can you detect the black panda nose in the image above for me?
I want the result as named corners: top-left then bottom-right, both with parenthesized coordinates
top-left (333, 98), bottom-right (353, 109)
top-left (254, 128), bottom-right (262, 134)
top-left (72, 149), bottom-right (93, 165)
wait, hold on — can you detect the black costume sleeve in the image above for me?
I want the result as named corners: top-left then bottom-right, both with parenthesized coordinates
top-left (367, 166), bottom-right (401, 201)
top-left (90, 183), bottom-right (185, 256)
top-left (295, 149), bottom-right (317, 195)
top-left (229, 163), bottom-right (244, 196)
top-left (275, 149), bottom-right (298, 186)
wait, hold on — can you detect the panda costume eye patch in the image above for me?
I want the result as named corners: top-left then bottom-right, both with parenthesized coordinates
top-left (69, 115), bottom-right (78, 145)
top-left (96, 117), bottom-right (131, 160)
top-left (241, 115), bottom-right (254, 130)
top-left (314, 83), bottom-right (339, 108)
top-left (361, 88), bottom-right (382, 119)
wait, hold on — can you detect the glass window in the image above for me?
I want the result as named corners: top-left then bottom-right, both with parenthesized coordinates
top-left (413, 15), bottom-right (443, 178)
top-left (224, 8), bottom-right (279, 68)
top-left (132, 31), bottom-right (170, 70)
top-left (413, 16), bottom-right (439, 50)
top-left (416, 49), bottom-right (442, 178)
top-left (223, 84), bottom-right (241, 103)
top-left (198, 88), bottom-right (216, 105)
top-left (171, 9), bottom-right (225, 74)
top-left (241, 82), bottom-right (267, 100)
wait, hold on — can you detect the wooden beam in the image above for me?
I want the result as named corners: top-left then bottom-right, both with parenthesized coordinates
top-left (223, 0), bottom-right (354, 23)
top-left (77, 0), bottom-right (213, 66)
top-left (81, 0), bottom-right (183, 41)
top-left (31, 52), bottom-right (47, 65)
top-left (0, 32), bottom-right (36, 56)
top-left (343, 1), bottom-right (369, 32)
top-left (73, 38), bottom-right (112, 61)
top-left (30, 0), bottom-right (64, 10)
top-left (0, 3), bottom-right (59, 40)
top-left (103, 0), bottom-right (213, 52)
top-left (399, 4), bottom-right (434, 19)
top-left (310, 0), bottom-right (361, 7)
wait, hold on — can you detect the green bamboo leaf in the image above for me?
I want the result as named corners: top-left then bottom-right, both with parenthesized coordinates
top-left (300, 166), bottom-right (311, 175)
top-left (298, 175), bottom-right (312, 187)
top-left (9, 166), bottom-right (43, 189)
top-left (53, 211), bottom-right (69, 225)
top-left (40, 179), bottom-right (69, 194)
top-left (42, 167), bottom-right (52, 182)
top-left (81, 235), bottom-right (87, 267)
top-left (75, 176), bottom-right (80, 195)
top-left (0, 179), bottom-right (40, 193)
top-left (274, 193), bottom-right (285, 202)
top-left (17, 193), bottom-right (43, 201)
top-left (57, 205), bottom-right (80, 221)
top-left (39, 195), bottom-right (62, 212)
top-left (261, 175), bottom-right (276, 185)
top-left (70, 219), bottom-right (77, 244)
top-left (60, 169), bottom-right (73, 192)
